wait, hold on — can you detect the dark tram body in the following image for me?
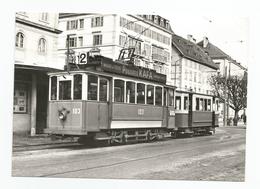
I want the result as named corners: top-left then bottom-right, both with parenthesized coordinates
top-left (45, 55), bottom-right (219, 143)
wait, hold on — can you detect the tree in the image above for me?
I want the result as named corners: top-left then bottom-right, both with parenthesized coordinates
top-left (209, 73), bottom-right (247, 126)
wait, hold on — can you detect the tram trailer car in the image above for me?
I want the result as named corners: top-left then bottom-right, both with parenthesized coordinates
top-left (174, 90), bottom-right (219, 136)
top-left (44, 57), bottom-right (177, 144)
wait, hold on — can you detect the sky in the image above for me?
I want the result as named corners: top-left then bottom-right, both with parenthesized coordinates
top-left (161, 14), bottom-right (249, 67)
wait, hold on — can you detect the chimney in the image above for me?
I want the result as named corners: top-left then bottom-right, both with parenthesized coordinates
top-left (203, 37), bottom-right (209, 48)
top-left (187, 34), bottom-right (196, 43)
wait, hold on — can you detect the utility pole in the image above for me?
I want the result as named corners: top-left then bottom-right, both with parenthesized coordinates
top-left (223, 64), bottom-right (227, 127)
top-left (227, 60), bottom-right (231, 125)
top-left (66, 34), bottom-right (76, 73)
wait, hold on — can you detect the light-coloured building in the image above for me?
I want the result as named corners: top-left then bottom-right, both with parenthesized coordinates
top-left (171, 34), bottom-right (218, 94)
top-left (197, 37), bottom-right (247, 124)
top-left (14, 12), bottom-right (62, 135)
top-left (57, 14), bottom-right (174, 85)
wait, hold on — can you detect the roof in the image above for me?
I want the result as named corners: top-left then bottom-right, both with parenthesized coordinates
top-left (197, 40), bottom-right (232, 60)
top-left (59, 13), bottom-right (93, 19)
top-left (172, 34), bottom-right (218, 70)
top-left (197, 40), bottom-right (248, 71)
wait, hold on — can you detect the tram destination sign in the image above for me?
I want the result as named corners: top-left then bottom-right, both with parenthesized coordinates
top-left (100, 61), bottom-right (166, 84)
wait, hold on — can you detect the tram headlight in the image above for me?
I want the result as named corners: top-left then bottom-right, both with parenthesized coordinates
top-left (58, 108), bottom-right (70, 121)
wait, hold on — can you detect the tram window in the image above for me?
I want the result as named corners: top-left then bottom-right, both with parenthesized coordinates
top-left (204, 99), bottom-right (207, 111)
top-left (169, 89), bottom-right (174, 106)
top-left (216, 100), bottom-right (219, 111)
top-left (126, 81), bottom-right (135, 103)
top-left (114, 79), bottom-right (124, 102)
top-left (196, 98), bottom-right (199, 110)
top-left (50, 76), bottom-right (57, 100)
top-left (59, 80), bottom-right (71, 100)
top-left (175, 96), bottom-right (181, 110)
top-left (99, 78), bottom-right (108, 102)
top-left (163, 88), bottom-right (167, 106)
top-left (199, 99), bottom-right (203, 111)
top-left (73, 74), bottom-right (82, 100)
top-left (184, 96), bottom-right (188, 110)
top-left (137, 83), bottom-right (145, 104)
top-left (208, 99), bottom-right (211, 111)
top-left (88, 75), bottom-right (98, 100)
top-left (147, 85), bottom-right (154, 105)
top-left (155, 86), bottom-right (162, 106)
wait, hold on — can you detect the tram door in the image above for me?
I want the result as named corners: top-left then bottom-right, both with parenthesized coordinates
top-left (188, 93), bottom-right (193, 127)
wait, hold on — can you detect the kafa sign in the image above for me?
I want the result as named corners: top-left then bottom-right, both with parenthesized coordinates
top-left (101, 61), bottom-right (166, 84)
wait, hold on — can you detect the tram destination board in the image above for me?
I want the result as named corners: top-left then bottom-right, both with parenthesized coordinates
top-left (100, 61), bottom-right (166, 84)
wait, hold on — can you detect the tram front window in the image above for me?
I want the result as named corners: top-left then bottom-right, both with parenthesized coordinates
top-left (155, 86), bottom-right (162, 106)
top-left (126, 81), bottom-right (135, 103)
top-left (147, 85), bottom-right (154, 105)
top-left (114, 79), bottom-right (124, 102)
top-left (88, 75), bottom-right (98, 100)
top-left (137, 83), bottom-right (145, 104)
top-left (59, 80), bottom-right (71, 100)
top-left (51, 76), bottom-right (57, 100)
top-left (73, 74), bottom-right (82, 100)
top-left (99, 78), bottom-right (108, 102)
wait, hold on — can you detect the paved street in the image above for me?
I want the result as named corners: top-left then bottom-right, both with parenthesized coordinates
top-left (12, 127), bottom-right (246, 181)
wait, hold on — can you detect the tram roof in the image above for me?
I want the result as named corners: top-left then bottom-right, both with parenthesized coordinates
top-left (49, 55), bottom-right (167, 84)
top-left (175, 89), bottom-right (218, 98)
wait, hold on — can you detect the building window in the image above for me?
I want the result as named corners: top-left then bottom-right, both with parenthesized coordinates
top-left (129, 37), bottom-right (141, 55)
top-left (93, 34), bottom-right (102, 46)
top-left (91, 17), bottom-right (104, 27)
top-left (16, 32), bottom-right (24, 48)
top-left (38, 38), bottom-right (46, 53)
top-left (68, 37), bottom-right (77, 47)
top-left (40, 13), bottom-right (48, 22)
top-left (78, 36), bottom-right (83, 47)
top-left (79, 19), bottom-right (84, 29)
top-left (13, 84), bottom-right (27, 113)
top-left (67, 20), bottom-right (78, 30)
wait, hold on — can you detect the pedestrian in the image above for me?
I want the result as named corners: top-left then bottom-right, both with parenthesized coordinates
top-left (243, 114), bottom-right (247, 125)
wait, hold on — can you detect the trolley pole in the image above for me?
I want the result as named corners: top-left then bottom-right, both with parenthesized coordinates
top-left (227, 61), bottom-right (231, 125)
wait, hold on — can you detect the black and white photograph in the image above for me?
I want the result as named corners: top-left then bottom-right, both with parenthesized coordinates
top-left (1, 0), bottom-right (259, 189)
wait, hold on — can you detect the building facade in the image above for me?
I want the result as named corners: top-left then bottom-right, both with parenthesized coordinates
top-left (171, 34), bottom-right (218, 94)
top-left (197, 37), bottom-right (247, 124)
top-left (14, 12), bottom-right (62, 135)
top-left (57, 14), bottom-right (174, 85)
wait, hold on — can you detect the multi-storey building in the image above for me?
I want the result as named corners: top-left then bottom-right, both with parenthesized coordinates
top-left (197, 37), bottom-right (247, 124)
top-left (171, 34), bottom-right (218, 94)
top-left (197, 37), bottom-right (247, 77)
top-left (14, 12), bottom-right (62, 135)
top-left (57, 14), bottom-right (174, 85)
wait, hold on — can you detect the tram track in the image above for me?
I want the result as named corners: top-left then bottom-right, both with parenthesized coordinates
top-left (12, 132), bottom-right (245, 177)
top-left (38, 137), bottom-right (245, 177)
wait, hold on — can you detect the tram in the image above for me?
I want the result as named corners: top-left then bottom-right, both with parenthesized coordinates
top-left (45, 55), bottom-right (176, 144)
top-left (44, 53), bottom-right (219, 144)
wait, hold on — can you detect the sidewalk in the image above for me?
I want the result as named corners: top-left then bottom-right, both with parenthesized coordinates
top-left (13, 134), bottom-right (76, 147)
